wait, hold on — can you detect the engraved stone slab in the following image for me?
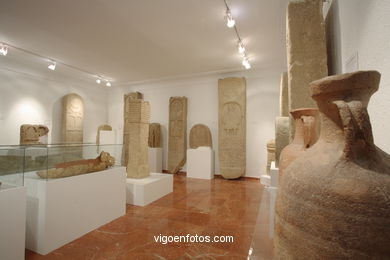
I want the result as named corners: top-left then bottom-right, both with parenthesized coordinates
top-left (218, 77), bottom-right (246, 179)
top-left (275, 117), bottom-right (290, 167)
top-left (189, 124), bottom-right (212, 149)
top-left (168, 97), bottom-right (187, 174)
top-left (148, 123), bottom-right (162, 148)
top-left (122, 92), bottom-right (143, 166)
top-left (62, 93), bottom-right (84, 143)
top-left (20, 124), bottom-right (49, 145)
top-left (126, 100), bottom-right (150, 179)
top-left (287, 0), bottom-right (328, 137)
top-left (280, 72), bottom-right (289, 117)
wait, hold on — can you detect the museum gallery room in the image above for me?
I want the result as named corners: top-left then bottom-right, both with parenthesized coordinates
top-left (0, 0), bottom-right (390, 259)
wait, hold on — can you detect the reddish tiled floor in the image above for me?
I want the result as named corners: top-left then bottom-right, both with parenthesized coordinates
top-left (26, 174), bottom-right (264, 259)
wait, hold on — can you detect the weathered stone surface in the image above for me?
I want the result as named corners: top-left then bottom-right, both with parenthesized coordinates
top-left (148, 123), bottom-right (162, 148)
top-left (20, 124), bottom-right (49, 145)
top-left (122, 92), bottom-right (143, 166)
top-left (126, 100), bottom-right (150, 179)
top-left (189, 124), bottom-right (212, 149)
top-left (62, 93), bottom-right (84, 143)
top-left (279, 72), bottom-right (289, 117)
top-left (218, 77), bottom-right (246, 179)
top-left (36, 151), bottom-right (115, 179)
top-left (275, 117), bottom-right (291, 167)
top-left (287, 0), bottom-right (328, 138)
top-left (266, 139), bottom-right (275, 174)
top-left (168, 97), bottom-right (187, 174)
top-left (96, 124), bottom-right (112, 145)
top-left (275, 71), bottom-right (390, 259)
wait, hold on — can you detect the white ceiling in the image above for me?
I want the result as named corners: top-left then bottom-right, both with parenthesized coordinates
top-left (0, 0), bottom-right (289, 84)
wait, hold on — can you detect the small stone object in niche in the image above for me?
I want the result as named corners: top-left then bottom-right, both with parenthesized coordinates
top-left (122, 92), bottom-right (143, 166)
top-left (168, 97), bottom-right (188, 174)
top-left (218, 77), bottom-right (246, 179)
top-left (126, 100), bottom-right (150, 179)
top-left (96, 124), bottom-right (112, 145)
top-left (275, 71), bottom-right (390, 259)
top-left (62, 93), bottom-right (84, 143)
top-left (36, 151), bottom-right (115, 179)
top-left (189, 124), bottom-right (212, 149)
top-left (278, 108), bottom-right (319, 177)
top-left (266, 139), bottom-right (275, 174)
top-left (20, 124), bottom-right (49, 145)
top-left (148, 123), bottom-right (162, 148)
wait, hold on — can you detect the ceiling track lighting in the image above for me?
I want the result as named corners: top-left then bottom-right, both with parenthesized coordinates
top-left (223, 0), bottom-right (251, 70)
top-left (48, 61), bottom-right (56, 71)
top-left (105, 81), bottom-right (112, 87)
top-left (96, 78), bottom-right (101, 84)
top-left (0, 44), bottom-right (8, 56)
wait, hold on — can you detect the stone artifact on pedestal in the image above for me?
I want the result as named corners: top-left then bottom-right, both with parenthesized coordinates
top-left (168, 97), bottom-right (187, 174)
top-left (189, 124), bottom-right (212, 149)
top-left (148, 123), bottom-right (162, 148)
top-left (20, 124), bottom-right (49, 145)
top-left (96, 124), bottom-right (112, 145)
top-left (287, 0), bottom-right (328, 138)
top-left (218, 77), bottom-right (246, 179)
top-left (122, 92), bottom-right (143, 166)
top-left (266, 139), bottom-right (276, 174)
top-left (126, 100), bottom-right (150, 179)
top-left (36, 151), bottom-right (115, 179)
top-left (62, 93), bottom-right (84, 143)
top-left (275, 71), bottom-right (390, 259)
top-left (278, 108), bottom-right (319, 177)
top-left (275, 72), bottom-right (291, 166)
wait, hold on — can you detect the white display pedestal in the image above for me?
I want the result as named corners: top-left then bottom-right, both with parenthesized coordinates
top-left (24, 167), bottom-right (126, 255)
top-left (260, 161), bottom-right (279, 187)
top-left (126, 173), bottom-right (173, 206)
top-left (0, 185), bottom-right (26, 260)
top-left (149, 148), bottom-right (163, 173)
top-left (187, 147), bottom-right (214, 180)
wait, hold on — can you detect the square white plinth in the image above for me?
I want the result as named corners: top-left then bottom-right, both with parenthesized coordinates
top-left (24, 167), bottom-right (127, 255)
top-left (0, 185), bottom-right (26, 260)
top-left (149, 148), bottom-right (163, 173)
top-left (126, 173), bottom-right (173, 206)
top-left (187, 147), bottom-right (214, 180)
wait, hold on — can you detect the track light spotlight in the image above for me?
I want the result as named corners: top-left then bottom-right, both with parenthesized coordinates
top-left (48, 61), bottom-right (56, 71)
top-left (106, 81), bottom-right (111, 87)
top-left (226, 10), bottom-right (235, 28)
top-left (242, 57), bottom-right (251, 69)
top-left (96, 78), bottom-right (101, 84)
top-left (0, 44), bottom-right (8, 56)
top-left (237, 41), bottom-right (245, 54)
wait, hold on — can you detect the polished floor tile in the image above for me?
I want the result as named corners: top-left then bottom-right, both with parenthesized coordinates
top-left (26, 174), bottom-right (266, 260)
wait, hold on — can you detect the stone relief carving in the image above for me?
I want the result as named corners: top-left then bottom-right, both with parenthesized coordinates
top-left (189, 124), bottom-right (212, 149)
top-left (218, 77), bottom-right (246, 179)
top-left (168, 97), bottom-right (187, 174)
top-left (20, 124), bottom-right (49, 145)
top-left (148, 123), bottom-right (162, 148)
top-left (62, 93), bottom-right (84, 143)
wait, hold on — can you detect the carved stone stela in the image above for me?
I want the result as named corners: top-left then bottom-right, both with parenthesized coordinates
top-left (126, 100), bottom-right (150, 179)
top-left (20, 124), bottom-right (49, 145)
top-left (122, 92), bottom-right (143, 166)
top-left (168, 97), bottom-right (187, 174)
top-left (62, 93), bottom-right (84, 143)
top-left (218, 77), bottom-right (246, 179)
top-left (189, 124), bottom-right (212, 149)
top-left (148, 123), bottom-right (162, 148)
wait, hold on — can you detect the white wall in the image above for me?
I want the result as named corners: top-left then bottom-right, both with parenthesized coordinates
top-left (108, 69), bottom-right (280, 178)
top-left (0, 68), bottom-right (109, 145)
top-left (328, 0), bottom-right (390, 153)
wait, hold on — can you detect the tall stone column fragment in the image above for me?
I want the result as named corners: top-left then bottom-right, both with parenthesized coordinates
top-left (280, 72), bottom-right (289, 117)
top-left (168, 97), bottom-right (187, 174)
top-left (218, 77), bottom-right (246, 179)
top-left (148, 123), bottom-right (162, 148)
top-left (287, 0), bottom-right (328, 138)
top-left (122, 92), bottom-right (143, 166)
top-left (126, 100), bottom-right (150, 179)
top-left (62, 93), bottom-right (84, 143)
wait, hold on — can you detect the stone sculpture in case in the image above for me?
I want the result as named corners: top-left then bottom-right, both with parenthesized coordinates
top-left (20, 124), bottom-right (49, 145)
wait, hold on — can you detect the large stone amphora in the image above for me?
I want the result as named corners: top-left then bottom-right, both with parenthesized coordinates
top-left (275, 71), bottom-right (390, 259)
top-left (278, 108), bottom-right (319, 177)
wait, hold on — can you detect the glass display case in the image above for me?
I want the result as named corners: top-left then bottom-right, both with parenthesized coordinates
top-left (0, 145), bottom-right (25, 188)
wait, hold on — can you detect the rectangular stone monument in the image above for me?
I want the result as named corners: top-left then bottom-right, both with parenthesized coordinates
top-left (168, 97), bottom-right (187, 174)
top-left (287, 0), bottom-right (328, 137)
top-left (62, 93), bottom-right (84, 143)
top-left (218, 77), bottom-right (246, 179)
top-left (122, 92), bottom-right (143, 166)
top-left (126, 100), bottom-right (150, 179)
